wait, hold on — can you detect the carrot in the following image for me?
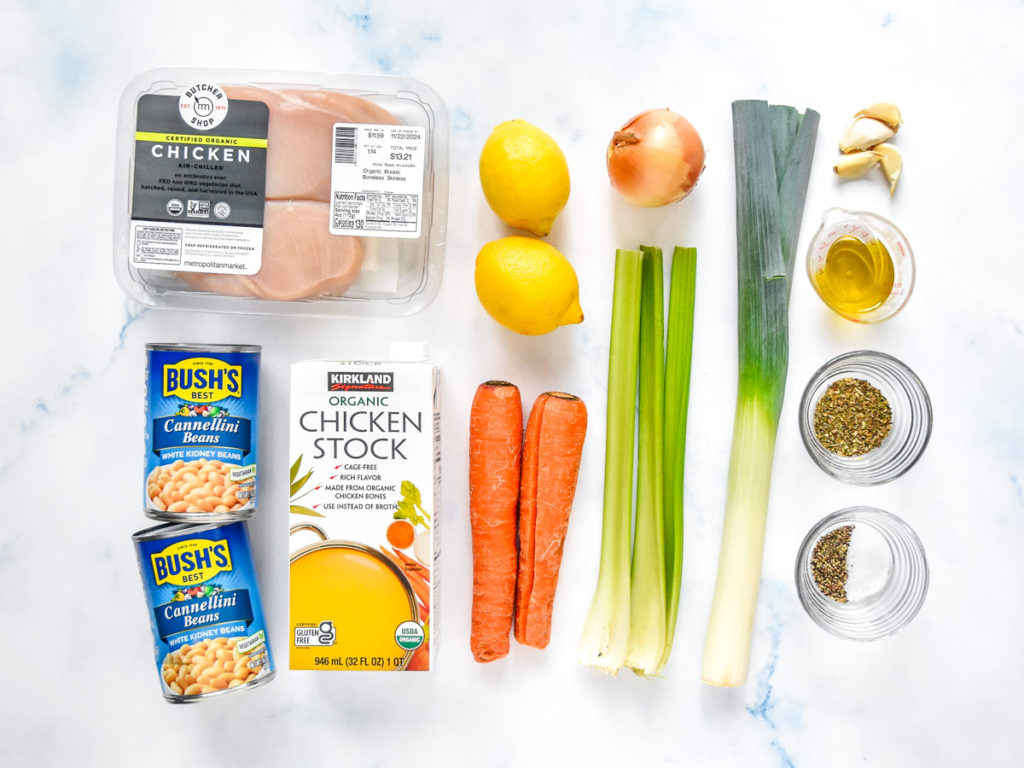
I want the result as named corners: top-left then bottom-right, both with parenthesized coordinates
top-left (514, 391), bottom-right (587, 649)
top-left (403, 564), bottom-right (431, 607)
top-left (386, 519), bottom-right (415, 549)
top-left (469, 380), bottom-right (523, 662)
top-left (381, 549), bottom-right (431, 607)
top-left (391, 547), bottom-right (430, 582)
top-left (406, 640), bottom-right (429, 671)
top-left (416, 598), bottom-right (430, 621)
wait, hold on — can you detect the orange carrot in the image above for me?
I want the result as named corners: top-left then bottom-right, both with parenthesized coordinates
top-left (407, 640), bottom-right (429, 671)
top-left (386, 520), bottom-right (415, 549)
top-left (382, 549), bottom-right (431, 607)
top-left (514, 394), bottom-right (547, 644)
top-left (469, 380), bottom-right (523, 662)
top-left (403, 564), bottom-right (431, 607)
top-left (514, 391), bottom-right (587, 649)
top-left (416, 598), bottom-right (430, 621)
top-left (391, 547), bottom-right (430, 582)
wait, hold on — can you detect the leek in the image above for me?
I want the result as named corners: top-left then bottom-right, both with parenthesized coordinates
top-left (701, 101), bottom-right (819, 687)
top-left (661, 247), bottom-right (697, 670)
top-left (625, 246), bottom-right (666, 676)
top-left (578, 248), bottom-right (643, 673)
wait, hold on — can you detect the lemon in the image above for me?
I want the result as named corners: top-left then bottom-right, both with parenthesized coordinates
top-left (475, 237), bottom-right (583, 335)
top-left (479, 120), bottom-right (570, 237)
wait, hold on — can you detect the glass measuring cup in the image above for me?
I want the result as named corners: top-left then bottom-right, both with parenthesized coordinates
top-left (806, 208), bottom-right (916, 323)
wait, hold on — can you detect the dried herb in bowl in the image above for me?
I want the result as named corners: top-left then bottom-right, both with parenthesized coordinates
top-left (813, 377), bottom-right (892, 456)
top-left (811, 525), bottom-right (853, 602)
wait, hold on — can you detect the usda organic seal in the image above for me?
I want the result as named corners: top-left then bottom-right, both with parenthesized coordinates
top-left (395, 620), bottom-right (424, 651)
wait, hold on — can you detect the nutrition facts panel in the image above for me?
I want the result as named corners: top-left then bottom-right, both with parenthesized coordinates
top-left (332, 191), bottom-right (419, 234)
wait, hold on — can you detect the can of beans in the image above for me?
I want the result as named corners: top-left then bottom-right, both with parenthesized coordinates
top-left (132, 520), bottom-right (275, 703)
top-left (144, 343), bottom-right (259, 521)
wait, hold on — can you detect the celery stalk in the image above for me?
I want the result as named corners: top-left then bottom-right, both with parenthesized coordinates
top-left (701, 101), bottom-right (818, 687)
top-left (579, 249), bottom-right (643, 674)
top-left (661, 247), bottom-right (697, 670)
top-left (625, 246), bottom-right (666, 676)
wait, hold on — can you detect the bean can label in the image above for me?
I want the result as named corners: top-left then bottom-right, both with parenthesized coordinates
top-left (145, 344), bottom-right (259, 521)
top-left (133, 521), bottom-right (275, 703)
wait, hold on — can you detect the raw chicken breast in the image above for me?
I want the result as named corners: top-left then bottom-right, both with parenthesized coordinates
top-left (179, 201), bottom-right (364, 301)
top-left (175, 86), bottom-right (395, 300)
top-left (225, 86), bottom-right (400, 202)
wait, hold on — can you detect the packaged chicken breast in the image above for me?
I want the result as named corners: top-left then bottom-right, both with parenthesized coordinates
top-left (114, 69), bottom-right (448, 317)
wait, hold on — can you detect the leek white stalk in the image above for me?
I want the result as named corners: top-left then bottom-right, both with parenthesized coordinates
top-left (701, 397), bottom-right (776, 684)
top-left (701, 101), bottom-right (818, 687)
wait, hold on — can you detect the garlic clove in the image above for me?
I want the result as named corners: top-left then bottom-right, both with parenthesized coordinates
top-left (873, 143), bottom-right (902, 196)
top-left (855, 102), bottom-right (902, 131)
top-left (834, 150), bottom-right (880, 179)
top-left (838, 117), bottom-right (896, 153)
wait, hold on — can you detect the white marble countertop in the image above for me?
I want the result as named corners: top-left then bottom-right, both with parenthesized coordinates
top-left (2, 1), bottom-right (1022, 765)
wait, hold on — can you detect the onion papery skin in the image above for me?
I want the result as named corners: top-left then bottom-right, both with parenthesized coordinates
top-left (606, 109), bottom-right (706, 208)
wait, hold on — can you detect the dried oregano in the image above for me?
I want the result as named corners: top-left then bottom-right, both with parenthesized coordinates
top-left (813, 377), bottom-right (892, 456)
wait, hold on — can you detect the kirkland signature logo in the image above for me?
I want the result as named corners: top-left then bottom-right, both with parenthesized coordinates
top-left (327, 371), bottom-right (395, 392)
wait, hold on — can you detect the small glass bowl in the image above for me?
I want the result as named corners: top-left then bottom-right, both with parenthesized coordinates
top-left (798, 350), bottom-right (932, 485)
top-left (795, 507), bottom-right (929, 641)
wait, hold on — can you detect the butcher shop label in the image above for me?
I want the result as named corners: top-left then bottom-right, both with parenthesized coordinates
top-left (329, 123), bottom-right (426, 239)
top-left (179, 82), bottom-right (229, 130)
top-left (130, 91), bottom-right (269, 276)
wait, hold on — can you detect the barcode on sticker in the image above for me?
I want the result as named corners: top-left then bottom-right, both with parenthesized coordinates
top-left (333, 126), bottom-right (357, 164)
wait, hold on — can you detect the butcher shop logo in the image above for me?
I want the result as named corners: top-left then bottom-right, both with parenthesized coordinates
top-left (327, 371), bottom-right (394, 392)
top-left (179, 82), bottom-right (228, 131)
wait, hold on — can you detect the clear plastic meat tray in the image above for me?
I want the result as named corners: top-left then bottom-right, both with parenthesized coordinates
top-left (113, 68), bottom-right (448, 317)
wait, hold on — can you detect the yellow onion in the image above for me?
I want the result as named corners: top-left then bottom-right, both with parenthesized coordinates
top-left (606, 109), bottom-right (705, 207)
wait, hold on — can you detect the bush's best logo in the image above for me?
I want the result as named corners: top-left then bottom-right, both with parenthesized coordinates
top-left (163, 358), bottom-right (242, 402)
top-left (179, 82), bottom-right (228, 130)
top-left (327, 371), bottom-right (395, 392)
top-left (151, 538), bottom-right (232, 586)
